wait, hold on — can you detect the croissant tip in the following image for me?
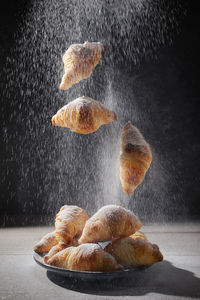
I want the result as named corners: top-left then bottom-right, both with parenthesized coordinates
top-left (48, 256), bottom-right (59, 266)
top-left (122, 121), bottom-right (133, 131)
top-left (43, 256), bottom-right (49, 264)
top-left (59, 84), bottom-right (66, 90)
top-left (151, 244), bottom-right (163, 262)
top-left (156, 251), bottom-right (164, 262)
top-left (33, 246), bottom-right (39, 253)
top-left (52, 117), bottom-right (56, 126)
top-left (127, 121), bottom-right (132, 126)
top-left (123, 187), bottom-right (134, 196)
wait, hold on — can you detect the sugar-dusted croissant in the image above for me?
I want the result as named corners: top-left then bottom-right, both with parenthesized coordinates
top-left (59, 41), bottom-right (103, 90)
top-left (105, 237), bottom-right (163, 268)
top-left (52, 96), bottom-right (117, 134)
top-left (43, 237), bottom-right (79, 264)
top-left (120, 122), bottom-right (152, 195)
top-left (43, 243), bottom-right (66, 264)
top-left (78, 205), bottom-right (142, 244)
top-left (130, 231), bottom-right (147, 241)
top-left (48, 243), bottom-right (123, 272)
top-left (33, 231), bottom-right (57, 253)
top-left (55, 205), bottom-right (88, 244)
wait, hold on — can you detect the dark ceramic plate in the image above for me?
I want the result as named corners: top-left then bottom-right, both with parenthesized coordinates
top-left (33, 251), bottom-right (148, 280)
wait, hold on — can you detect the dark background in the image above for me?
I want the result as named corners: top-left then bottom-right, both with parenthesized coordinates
top-left (0, 0), bottom-right (199, 226)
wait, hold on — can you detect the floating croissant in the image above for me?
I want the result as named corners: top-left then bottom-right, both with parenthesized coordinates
top-left (52, 96), bottom-right (117, 134)
top-left (78, 205), bottom-right (142, 244)
top-left (47, 243), bottom-right (122, 272)
top-left (105, 236), bottom-right (163, 268)
top-left (55, 205), bottom-right (89, 243)
top-left (120, 122), bottom-right (152, 195)
top-left (59, 41), bottom-right (103, 90)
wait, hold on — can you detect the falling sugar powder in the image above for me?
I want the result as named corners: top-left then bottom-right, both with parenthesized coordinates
top-left (1, 0), bottom-right (187, 224)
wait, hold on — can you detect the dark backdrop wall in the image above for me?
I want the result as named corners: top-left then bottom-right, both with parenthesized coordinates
top-left (0, 0), bottom-right (199, 226)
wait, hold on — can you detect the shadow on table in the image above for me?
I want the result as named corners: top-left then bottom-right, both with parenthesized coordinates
top-left (47, 260), bottom-right (200, 297)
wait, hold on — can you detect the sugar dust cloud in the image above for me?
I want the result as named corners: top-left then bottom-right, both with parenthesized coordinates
top-left (1, 0), bottom-right (186, 224)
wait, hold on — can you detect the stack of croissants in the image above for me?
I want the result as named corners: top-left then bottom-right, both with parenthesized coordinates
top-left (34, 41), bottom-right (163, 272)
top-left (34, 204), bottom-right (163, 272)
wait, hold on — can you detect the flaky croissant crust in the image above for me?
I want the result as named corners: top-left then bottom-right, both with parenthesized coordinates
top-left (52, 96), bottom-right (117, 134)
top-left (43, 237), bottom-right (79, 264)
top-left (130, 231), bottom-right (147, 241)
top-left (60, 41), bottom-right (103, 90)
top-left (33, 231), bottom-right (57, 253)
top-left (78, 205), bottom-right (142, 244)
top-left (120, 122), bottom-right (152, 195)
top-left (55, 205), bottom-right (89, 243)
top-left (47, 243), bottom-right (122, 272)
top-left (105, 237), bottom-right (163, 268)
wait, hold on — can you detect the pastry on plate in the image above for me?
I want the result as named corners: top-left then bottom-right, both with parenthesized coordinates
top-left (33, 231), bottom-right (57, 253)
top-left (43, 237), bottom-right (79, 264)
top-left (47, 243), bottom-right (122, 272)
top-left (78, 205), bottom-right (142, 244)
top-left (105, 237), bottom-right (163, 268)
top-left (55, 205), bottom-right (89, 243)
top-left (130, 231), bottom-right (147, 241)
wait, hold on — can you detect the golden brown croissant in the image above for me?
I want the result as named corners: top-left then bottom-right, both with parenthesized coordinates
top-left (52, 96), bottom-right (117, 134)
top-left (55, 205), bottom-right (89, 244)
top-left (120, 122), bottom-right (152, 195)
top-left (78, 205), bottom-right (142, 244)
top-left (48, 243), bottom-right (122, 272)
top-left (59, 41), bottom-right (103, 90)
top-left (105, 237), bottom-right (163, 268)
top-left (130, 231), bottom-right (147, 241)
top-left (43, 238), bottom-right (79, 264)
top-left (33, 231), bottom-right (57, 253)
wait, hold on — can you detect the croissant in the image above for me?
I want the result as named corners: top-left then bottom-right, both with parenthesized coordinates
top-left (120, 122), bottom-right (152, 195)
top-left (78, 205), bottom-right (142, 244)
top-left (130, 231), bottom-right (147, 241)
top-left (105, 237), bottom-right (163, 268)
top-left (55, 205), bottom-right (89, 243)
top-left (52, 96), bottom-right (117, 134)
top-left (33, 231), bottom-right (57, 253)
top-left (48, 243), bottom-right (122, 272)
top-left (43, 237), bottom-right (79, 264)
top-left (59, 41), bottom-right (103, 90)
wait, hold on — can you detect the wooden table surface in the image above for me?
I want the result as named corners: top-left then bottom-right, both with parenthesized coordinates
top-left (0, 223), bottom-right (200, 300)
